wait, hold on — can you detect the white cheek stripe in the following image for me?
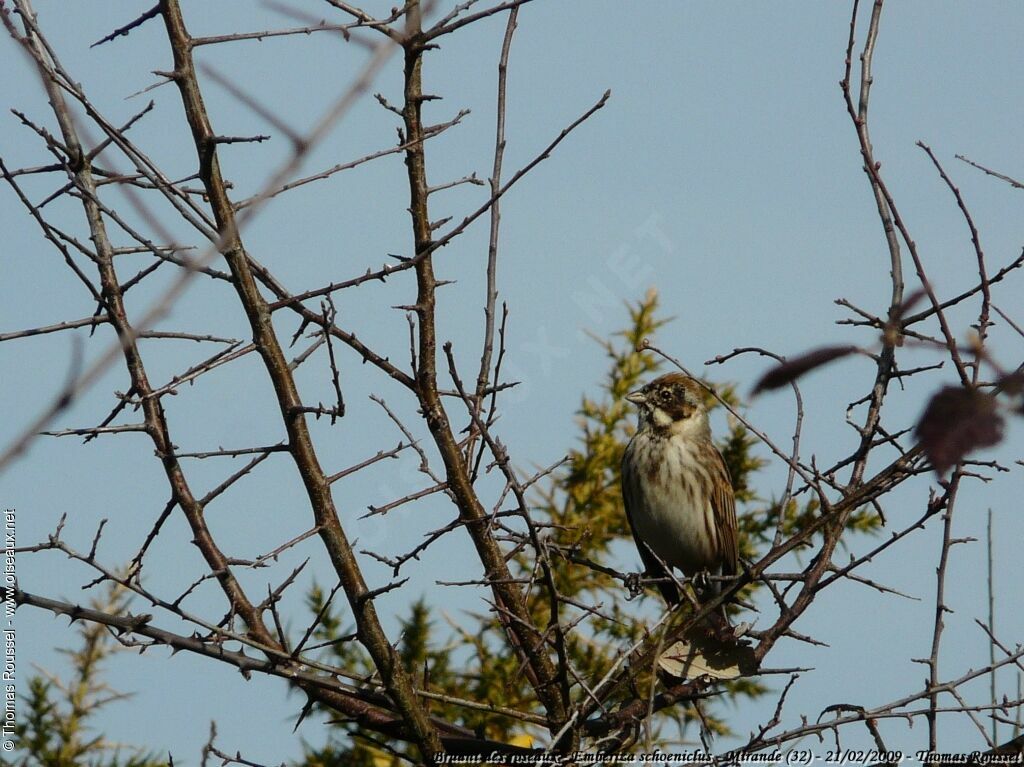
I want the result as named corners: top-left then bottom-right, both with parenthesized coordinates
top-left (651, 407), bottom-right (674, 428)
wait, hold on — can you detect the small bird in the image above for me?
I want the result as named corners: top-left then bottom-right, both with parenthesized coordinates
top-left (621, 373), bottom-right (738, 610)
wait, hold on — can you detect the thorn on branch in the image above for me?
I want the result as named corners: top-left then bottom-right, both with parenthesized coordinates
top-left (374, 92), bottom-right (402, 115)
top-left (210, 134), bottom-right (272, 145)
top-left (357, 578), bottom-right (409, 605)
top-left (320, 297), bottom-right (346, 422)
top-left (90, 4), bottom-right (161, 48)
top-left (87, 518), bottom-right (108, 561)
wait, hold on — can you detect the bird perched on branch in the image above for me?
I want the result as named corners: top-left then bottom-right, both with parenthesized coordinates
top-left (621, 373), bottom-right (738, 616)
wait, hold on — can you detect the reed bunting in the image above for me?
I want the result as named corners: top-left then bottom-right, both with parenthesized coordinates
top-left (621, 373), bottom-right (738, 609)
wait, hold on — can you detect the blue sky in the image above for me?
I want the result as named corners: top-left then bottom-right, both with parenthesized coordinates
top-left (3, 1), bottom-right (1024, 761)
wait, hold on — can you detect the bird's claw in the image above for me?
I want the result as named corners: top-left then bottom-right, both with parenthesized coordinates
top-left (624, 572), bottom-right (644, 600)
top-left (707, 620), bottom-right (753, 645)
top-left (692, 570), bottom-right (712, 592)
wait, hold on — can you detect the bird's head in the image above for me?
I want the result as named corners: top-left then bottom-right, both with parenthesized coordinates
top-left (626, 373), bottom-right (711, 438)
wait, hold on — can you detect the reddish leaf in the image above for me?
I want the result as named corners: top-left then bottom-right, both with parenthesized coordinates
top-left (915, 386), bottom-right (1004, 476)
top-left (997, 369), bottom-right (1024, 396)
top-left (752, 345), bottom-right (859, 394)
top-left (892, 288), bottom-right (927, 321)
top-left (884, 289), bottom-right (928, 346)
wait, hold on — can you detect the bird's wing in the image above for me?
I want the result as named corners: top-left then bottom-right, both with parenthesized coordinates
top-left (710, 445), bottom-right (739, 577)
top-left (622, 446), bottom-right (680, 605)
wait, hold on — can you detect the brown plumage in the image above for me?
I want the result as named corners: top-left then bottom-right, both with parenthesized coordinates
top-left (621, 373), bottom-right (738, 606)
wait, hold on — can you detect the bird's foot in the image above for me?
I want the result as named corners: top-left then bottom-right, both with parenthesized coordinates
top-left (624, 571), bottom-right (644, 600)
top-left (711, 622), bottom-right (736, 644)
top-left (705, 619), bottom-right (753, 645)
top-left (692, 569), bottom-right (713, 592)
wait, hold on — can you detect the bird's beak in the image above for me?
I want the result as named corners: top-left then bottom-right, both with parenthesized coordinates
top-left (626, 390), bottom-right (646, 405)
